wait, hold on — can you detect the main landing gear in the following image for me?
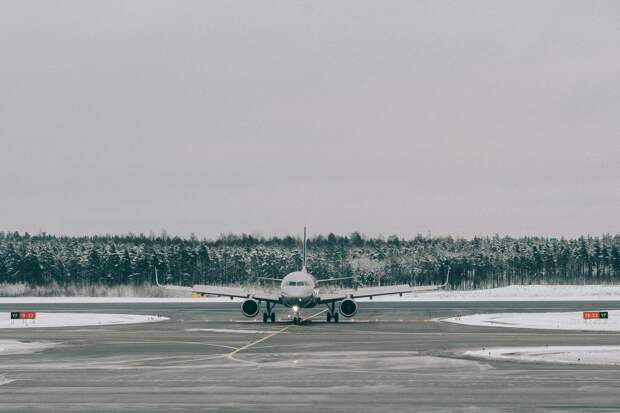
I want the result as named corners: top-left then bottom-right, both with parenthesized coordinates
top-left (326, 312), bottom-right (339, 323)
top-left (262, 302), bottom-right (276, 323)
top-left (326, 302), bottom-right (339, 323)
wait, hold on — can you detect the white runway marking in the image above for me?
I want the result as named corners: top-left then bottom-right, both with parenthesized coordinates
top-left (186, 328), bottom-right (269, 334)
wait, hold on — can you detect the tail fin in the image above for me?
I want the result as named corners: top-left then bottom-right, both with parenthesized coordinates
top-left (302, 226), bottom-right (307, 271)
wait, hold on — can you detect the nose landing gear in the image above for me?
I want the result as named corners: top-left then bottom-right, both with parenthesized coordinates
top-left (291, 305), bottom-right (303, 325)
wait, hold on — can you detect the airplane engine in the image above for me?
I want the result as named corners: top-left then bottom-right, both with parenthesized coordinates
top-left (241, 298), bottom-right (260, 318)
top-left (339, 298), bottom-right (358, 318)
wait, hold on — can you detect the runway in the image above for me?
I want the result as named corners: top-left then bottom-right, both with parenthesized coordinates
top-left (1, 301), bottom-right (620, 412)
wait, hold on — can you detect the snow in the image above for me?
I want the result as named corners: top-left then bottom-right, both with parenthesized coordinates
top-left (0, 339), bottom-right (56, 355)
top-left (0, 375), bottom-right (13, 386)
top-left (465, 346), bottom-right (620, 366)
top-left (365, 284), bottom-right (620, 302)
top-left (0, 312), bottom-right (168, 329)
top-left (0, 297), bottom-right (236, 304)
top-left (1, 284), bottom-right (620, 303)
top-left (443, 310), bottom-right (620, 332)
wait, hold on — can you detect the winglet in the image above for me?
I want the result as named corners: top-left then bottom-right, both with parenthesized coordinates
top-left (440, 267), bottom-right (450, 288)
top-left (154, 268), bottom-right (193, 292)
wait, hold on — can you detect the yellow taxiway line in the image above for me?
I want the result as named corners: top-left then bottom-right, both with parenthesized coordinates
top-left (226, 308), bottom-right (328, 363)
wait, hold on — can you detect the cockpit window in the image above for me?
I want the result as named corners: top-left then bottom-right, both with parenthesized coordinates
top-left (288, 281), bottom-right (305, 286)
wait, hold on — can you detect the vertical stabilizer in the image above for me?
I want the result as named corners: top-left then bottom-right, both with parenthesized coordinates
top-left (303, 226), bottom-right (307, 271)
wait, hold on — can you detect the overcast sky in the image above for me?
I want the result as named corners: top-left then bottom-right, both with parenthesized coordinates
top-left (1, 1), bottom-right (619, 239)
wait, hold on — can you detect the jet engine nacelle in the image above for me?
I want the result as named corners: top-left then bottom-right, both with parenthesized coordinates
top-left (241, 298), bottom-right (260, 318)
top-left (339, 298), bottom-right (358, 318)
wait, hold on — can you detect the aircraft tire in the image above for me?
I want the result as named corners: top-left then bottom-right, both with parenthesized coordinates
top-left (270, 312), bottom-right (275, 323)
top-left (262, 313), bottom-right (268, 323)
top-left (326, 313), bottom-right (332, 323)
top-left (334, 313), bottom-right (339, 323)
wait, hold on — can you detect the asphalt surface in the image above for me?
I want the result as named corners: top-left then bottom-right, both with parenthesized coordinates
top-left (1, 301), bottom-right (620, 412)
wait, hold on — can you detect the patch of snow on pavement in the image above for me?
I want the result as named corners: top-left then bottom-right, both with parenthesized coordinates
top-left (0, 313), bottom-right (168, 329)
top-left (465, 346), bottom-right (620, 366)
top-left (0, 375), bottom-right (15, 386)
top-left (0, 340), bottom-right (56, 355)
top-left (443, 310), bottom-right (620, 332)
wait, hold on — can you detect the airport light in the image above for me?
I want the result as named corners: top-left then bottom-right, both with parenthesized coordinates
top-left (583, 311), bottom-right (609, 319)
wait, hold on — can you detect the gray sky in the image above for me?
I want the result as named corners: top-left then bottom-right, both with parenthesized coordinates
top-left (1, 1), bottom-right (619, 239)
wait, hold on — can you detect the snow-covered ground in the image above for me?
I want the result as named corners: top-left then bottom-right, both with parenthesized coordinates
top-left (465, 346), bottom-right (620, 366)
top-left (0, 297), bottom-right (226, 304)
top-left (0, 339), bottom-right (56, 355)
top-left (443, 310), bottom-right (620, 332)
top-left (0, 312), bottom-right (168, 329)
top-left (387, 284), bottom-right (620, 302)
top-left (1, 284), bottom-right (620, 303)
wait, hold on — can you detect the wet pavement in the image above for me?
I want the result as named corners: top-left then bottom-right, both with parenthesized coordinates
top-left (1, 301), bottom-right (620, 412)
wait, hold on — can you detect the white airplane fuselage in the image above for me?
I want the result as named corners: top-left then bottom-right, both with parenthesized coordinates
top-left (280, 268), bottom-right (317, 309)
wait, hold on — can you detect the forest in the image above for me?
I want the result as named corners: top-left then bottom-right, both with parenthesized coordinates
top-left (1, 231), bottom-right (620, 295)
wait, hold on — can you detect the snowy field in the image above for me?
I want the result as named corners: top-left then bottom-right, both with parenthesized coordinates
top-left (443, 310), bottom-right (620, 332)
top-left (0, 312), bottom-right (168, 329)
top-left (465, 346), bottom-right (620, 366)
top-left (396, 284), bottom-right (620, 302)
top-left (1, 284), bottom-right (620, 303)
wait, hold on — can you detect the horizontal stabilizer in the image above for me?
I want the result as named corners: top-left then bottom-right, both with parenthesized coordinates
top-left (315, 276), bottom-right (354, 284)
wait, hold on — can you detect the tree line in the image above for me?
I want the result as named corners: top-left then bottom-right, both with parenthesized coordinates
top-left (1, 231), bottom-right (620, 290)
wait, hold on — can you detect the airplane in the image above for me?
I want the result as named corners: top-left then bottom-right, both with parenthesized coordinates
top-left (156, 227), bottom-right (450, 324)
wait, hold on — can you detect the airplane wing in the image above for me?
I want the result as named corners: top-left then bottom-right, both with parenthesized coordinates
top-left (190, 285), bottom-right (251, 299)
top-left (188, 285), bottom-right (281, 303)
top-left (317, 284), bottom-right (411, 303)
top-left (318, 268), bottom-right (450, 303)
top-left (350, 284), bottom-right (413, 298)
top-left (155, 269), bottom-right (280, 303)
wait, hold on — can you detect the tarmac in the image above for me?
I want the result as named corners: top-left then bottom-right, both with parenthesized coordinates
top-left (1, 301), bottom-right (620, 412)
